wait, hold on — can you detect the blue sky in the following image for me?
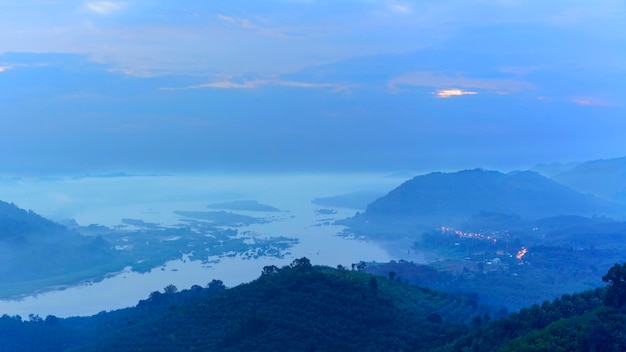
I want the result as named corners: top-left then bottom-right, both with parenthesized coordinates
top-left (0, 0), bottom-right (624, 175)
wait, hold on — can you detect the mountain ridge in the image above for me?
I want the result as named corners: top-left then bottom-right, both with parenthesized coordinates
top-left (350, 168), bottom-right (617, 232)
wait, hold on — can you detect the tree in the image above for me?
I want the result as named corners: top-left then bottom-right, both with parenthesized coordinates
top-left (368, 277), bottom-right (378, 291)
top-left (262, 265), bottom-right (280, 276)
top-left (602, 263), bottom-right (626, 308)
top-left (164, 284), bottom-right (178, 295)
top-left (352, 261), bottom-right (366, 272)
top-left (208, 279), bottom-right (226, 291)
top-left (290, 257), bottom-right (312, 271)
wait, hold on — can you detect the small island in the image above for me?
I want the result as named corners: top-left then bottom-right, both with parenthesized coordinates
top-left (206, 200), bottom-right (281, 212)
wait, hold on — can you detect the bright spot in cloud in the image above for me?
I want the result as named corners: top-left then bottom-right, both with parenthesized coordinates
top-left (435, 89), bottom-right (478, 98)
top-left (0, 66), bottom-right (12, 73)
top-left (85, 1), bottom-right (126, 15)
top-left (389, 71), bottom-right (532, 94)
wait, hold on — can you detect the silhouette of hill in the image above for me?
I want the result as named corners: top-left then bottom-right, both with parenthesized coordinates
top-left (531, 161), bottom-right (579, 178)
top-left (0, 201), bottom-right (117, 294)
top-left (552, 156), bottom-right (626, 201)
top-left (311, 191), bottom-right (384, 209)
top-left (344, 169), bottom-right (616, 233)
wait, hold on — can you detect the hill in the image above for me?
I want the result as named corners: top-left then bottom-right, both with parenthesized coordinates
top-left (343, 169), bottom-right (615, 234)
top-left (74, 259), bottom-right (497, 352)
top-left (552, 156), bottom-right (626, 201)
top-left (0, 201), bottom-right (118, 297)
top-left (0, 258), bottom-right (497, 352)
top-left (2, 259), bottom-right (626, 352)
top-left (311, 191), bottom-right (384, 209)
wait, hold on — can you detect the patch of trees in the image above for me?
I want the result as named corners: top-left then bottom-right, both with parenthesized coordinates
top-left (3, 259), bottom-right (626, 352)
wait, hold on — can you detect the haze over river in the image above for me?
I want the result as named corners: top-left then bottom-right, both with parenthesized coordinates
top-left (0, 173), bottom-right (408, 318)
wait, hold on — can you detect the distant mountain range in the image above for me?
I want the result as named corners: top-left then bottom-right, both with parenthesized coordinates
top-left (344, 169), bottom-right (619, 231)
top-left (549, 156), bottom-right (626, 202)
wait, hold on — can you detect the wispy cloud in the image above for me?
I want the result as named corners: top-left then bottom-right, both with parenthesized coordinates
top-left (389, 71), bottom-right (533, 95)
top-left (217, 15), bottom-right (257, 30)
top-left (161, 79), bottom-right (352, 93)
top-left (0, 66), bottom-right (12, 73)
top-left (434, 89), bottom-right (478, 98)
top-left (571, 97), bottom-right (610, 106)
top-left (84, 1), bottom-right (126, 15)
top-left (389, 1), bottom-right (412, 14)
top-left (216, 14), bottom-right (295, 38)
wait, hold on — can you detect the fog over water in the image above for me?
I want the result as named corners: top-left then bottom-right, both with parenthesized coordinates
top-left (0, 173), bottom-right (404, 318)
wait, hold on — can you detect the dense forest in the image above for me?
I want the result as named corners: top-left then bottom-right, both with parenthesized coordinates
top-left (1, 259), bottom-right (625, 351)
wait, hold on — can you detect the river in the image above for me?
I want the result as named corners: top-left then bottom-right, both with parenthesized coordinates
top-left (0, 173), bottom-right (407, 318)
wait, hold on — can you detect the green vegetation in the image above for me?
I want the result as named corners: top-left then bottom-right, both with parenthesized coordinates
top-left (0, 201), bottom-right (119, 296)
top-left (337, 170), bottom-right (626, 310)
top-left (173, 210), bottom-right (268, 226)
top-left (2, 259), bottom-right (626, 351)
top-left (0, 201), bottom-right (297, 298)
top-left (0, 259), bottom-right (495, 352)
top-left (366, 218), bottom-right (626, 310)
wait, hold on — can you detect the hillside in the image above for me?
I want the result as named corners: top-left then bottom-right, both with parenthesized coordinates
top-left (552, 156), bottom-right (626, 201)
top-left (0, 258), bottom-right (497, 352)
top-left (345, 169), bottom-right (615, 233)
top-left (73, 259), bottom-right (496, 352)
top-left (1, 259), bottom-right (625, 351)
top-left (0, 201), bottom-right (118, 296)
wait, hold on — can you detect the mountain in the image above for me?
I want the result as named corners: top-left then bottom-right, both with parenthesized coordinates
top-left (311, 191), bottom-right (384, 210)
top-left (439, 287), bottom-right (620, 352)
top-left (0, 201), bottom-right (117, 296)
top-left (2, 259), bottom-right (624, 352)
top-left (551, 156), bottom-right (626, 201)
top-left (0, 259), bottom-right (497, 352)
top-left (74, 260), bottom-right (497, 352)
top-left (531, 161), bottom-right (579, 178)
top-left (345, 169), bottom-right (616, 232)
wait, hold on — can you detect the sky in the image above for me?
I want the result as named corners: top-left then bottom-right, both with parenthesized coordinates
top-left (0, 0), bottom-right (625, 175)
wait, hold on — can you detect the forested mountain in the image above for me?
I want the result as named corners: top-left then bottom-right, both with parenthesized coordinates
top-left (0, 259), bottom-right (496, 352)
top-left (345, 169), bottom-right (616, 233)
top-left (2, 259), bottom-right (626, 351)
top-left (551, 156), bottom-right (626, 201)
top-left (0, 201), bottom-right (116, 293)
top-left (73, 259), bottom-right (496, 352)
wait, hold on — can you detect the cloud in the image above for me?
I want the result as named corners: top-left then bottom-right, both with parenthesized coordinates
top-left (217, 15), bottom-right (257, 29)
top-left (0, 66), bottom-right (12, 72)
top-left (216, 14), bottom-right (294, 38)
top-left (434, 89), bottom-right (478, 98)
top-left (571, 97), bottom-right (609, 106)
top-left (389, 1), bottom-right (412, 14)
top-left (389, 71), bottom-right (533, 95)
top-left (161, 78), bottom-right (352, 93)
top-left (84, 1), bottom-right (126, 15)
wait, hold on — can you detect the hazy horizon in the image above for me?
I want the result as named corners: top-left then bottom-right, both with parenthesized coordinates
top-left (1, 1), bottom-right (625, 176)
